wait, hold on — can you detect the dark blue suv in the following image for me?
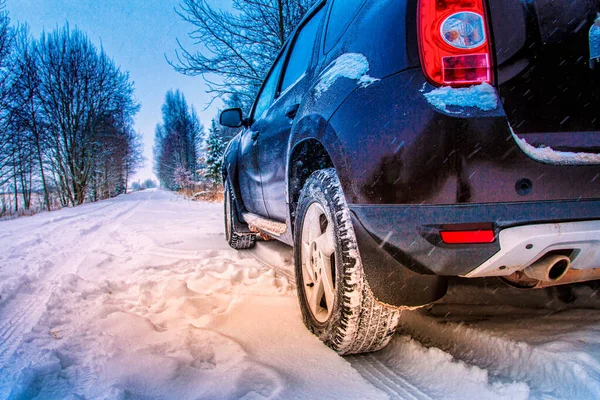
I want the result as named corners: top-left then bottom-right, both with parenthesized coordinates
top-left (220, 0), bottom-right (600, 354)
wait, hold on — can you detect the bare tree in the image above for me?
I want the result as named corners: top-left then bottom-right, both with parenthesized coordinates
top-left (1, 22), bottom-right (144, 216)
top-left (172, 0), bottom-right (317, 110)
top-left (0, 11), bottom-right (146, 216)
top-left (0, 1), bottom-right (16, 188)
top-left (35, 25), bottom-right (139, 206)
top-left (123, 129), bottom-right (145, 194)
top-left (7, 26), bottom-right (52, 210)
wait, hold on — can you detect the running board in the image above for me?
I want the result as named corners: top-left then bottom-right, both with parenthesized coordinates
top-left (242, 213), bottom-right (287, 237)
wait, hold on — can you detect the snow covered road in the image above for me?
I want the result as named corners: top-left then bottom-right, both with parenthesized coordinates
top-left (2, 189), bottom-right (600, 399)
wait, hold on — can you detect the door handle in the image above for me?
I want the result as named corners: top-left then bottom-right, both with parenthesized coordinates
top-left (285, 104), bottom-right (300, 120)
top-left (251, 130), bottom-right (260, 141)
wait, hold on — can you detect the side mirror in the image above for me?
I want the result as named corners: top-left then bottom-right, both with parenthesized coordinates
top-left (220, 108), bottom-right (245, 128)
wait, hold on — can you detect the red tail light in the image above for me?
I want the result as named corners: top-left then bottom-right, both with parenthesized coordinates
top-left (418, 0), bottom-right (493, 86)
top-left (440, 230), bottom-right (495, 244)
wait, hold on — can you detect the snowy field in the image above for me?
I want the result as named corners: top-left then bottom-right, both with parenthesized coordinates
top-left (2, 189), bottom-right (600, 399)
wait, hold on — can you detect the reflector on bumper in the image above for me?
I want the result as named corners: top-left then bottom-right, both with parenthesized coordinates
top-left (440, 230), bottom-right (495, 244)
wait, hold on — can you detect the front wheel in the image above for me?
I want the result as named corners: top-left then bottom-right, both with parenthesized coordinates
top-left (294, 169), bottom-right (400, 355)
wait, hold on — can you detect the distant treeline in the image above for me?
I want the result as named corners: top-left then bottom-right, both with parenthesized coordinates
top-left (0, 4), bottom-right (142, 217)
top-left (153, 90), bottom-right (202, 191)
top-left (131, 179), bottom-right (157, 191)
top-left (152, 89), bottom-right (239, 195)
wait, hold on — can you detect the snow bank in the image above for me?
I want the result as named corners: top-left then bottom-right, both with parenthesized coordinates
top-left (394, 307), bottom-right (600, 399)
top-left (512, 129), bottom-right (600, 165)
top-left (424, 82), bottom-right (498, 113)
top-left (314, 53), bottom-right (379, 97)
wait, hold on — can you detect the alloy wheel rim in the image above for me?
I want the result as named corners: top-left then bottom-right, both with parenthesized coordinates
top-left (301, 202), bottom-right (337, 323)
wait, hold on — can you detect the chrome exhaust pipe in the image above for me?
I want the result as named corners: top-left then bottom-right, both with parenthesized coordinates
top-left (523, 254), bottom-right (571, 282)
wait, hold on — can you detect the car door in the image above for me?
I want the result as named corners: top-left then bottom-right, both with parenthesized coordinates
top-left (255, 5), bottom-right (326, 222)
top-left (237, 52), bottom-right (286, 217)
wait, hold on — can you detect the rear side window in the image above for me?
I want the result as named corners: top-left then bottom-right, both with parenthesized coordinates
top-left (253, 56), bottom-right (284, 120)
top-left (280, 7), bottom-right (325, 93)
top-left (324, 0), bottom-right (367, 53)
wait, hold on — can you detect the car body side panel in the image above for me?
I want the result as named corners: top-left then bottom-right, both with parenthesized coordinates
top-left (257, 106), bottom-right (295, 221)
top-left (261, 74), bottom-right (324, 221)
top-left (227, 0), bottom-right (413, 226)
top-left (285, 0), bottom-right (414, 210)
top-left (237, 127), bottom-right (269, 216)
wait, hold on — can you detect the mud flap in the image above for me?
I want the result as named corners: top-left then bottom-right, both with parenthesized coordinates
top-left (351, 213), bottom-right (448, 307)
top-left (226, 179), bottom-right (255, 235)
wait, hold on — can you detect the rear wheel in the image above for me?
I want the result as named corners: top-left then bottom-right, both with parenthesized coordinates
top-left (224, 181), bottom-right (256, 250)
top-left (294, 169), bottom-right (400, 355)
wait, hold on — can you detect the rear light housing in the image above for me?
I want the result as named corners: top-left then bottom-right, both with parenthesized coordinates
top-left (418, 0), bottom-right (493, 86)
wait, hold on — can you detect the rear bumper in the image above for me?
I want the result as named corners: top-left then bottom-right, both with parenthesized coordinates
top-left (351, 200), bottom-right (600, 306)
top-left (350, 199), bottom-right (600, 277)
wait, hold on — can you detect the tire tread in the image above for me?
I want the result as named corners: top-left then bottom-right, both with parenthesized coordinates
top-left (295, 168), bottom-right (400, 355)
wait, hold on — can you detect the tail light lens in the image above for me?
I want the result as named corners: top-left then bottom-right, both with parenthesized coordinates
top-left (418, 0), bottom-right (492, 86)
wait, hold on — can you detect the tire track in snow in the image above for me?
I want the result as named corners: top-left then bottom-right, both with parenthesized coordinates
top-left (247, 250), bottom-right (295, 284)
top-left (246, 242), bottom-right (295, 285)
top-left (0, 200), bottom-right (121, 247)
top-left (142, 247), bottom-right (221, 261)
top-left (349, 353), bottom-right (433, 400)
top-left (0, 192), bottom-right (150, 377)
top-left (0, 297), bottom-right (39, 358)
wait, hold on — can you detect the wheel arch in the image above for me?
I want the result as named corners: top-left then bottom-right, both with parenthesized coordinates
top-left (288, 138), bottom-right (334, 221)
top-left (286, 116), bottom-right (353, 234)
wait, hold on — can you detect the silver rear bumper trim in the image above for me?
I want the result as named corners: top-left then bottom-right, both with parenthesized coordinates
top-left (464, 220), bottom-right (600, 278)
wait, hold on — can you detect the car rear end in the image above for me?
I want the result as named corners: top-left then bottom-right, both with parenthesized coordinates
top-left (327, 0), bottom-right (600, 305)
top-left (423, 0), bottom-right (600, 281)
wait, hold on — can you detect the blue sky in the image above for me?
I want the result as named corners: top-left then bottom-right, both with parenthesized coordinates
top-left (6, 0), bottom-right (228, 182)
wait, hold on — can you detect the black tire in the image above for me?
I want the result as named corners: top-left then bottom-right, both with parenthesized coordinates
top-left (224, 181), bottom-right (256, 250)
top-left (294, 168), bottom-right (400, 355)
